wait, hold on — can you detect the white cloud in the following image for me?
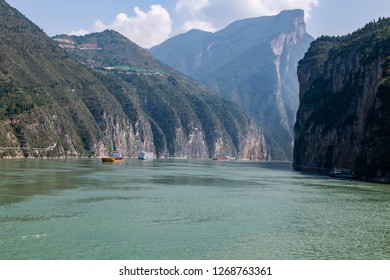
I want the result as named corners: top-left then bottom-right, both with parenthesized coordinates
top-left (181, 20), bottom-right (217, 33)
top-left (93, 5), bottom-right (172, 48)
top-left (175, 0), bottom-right (319, 33)
top-left (69, 28), bottom-right (89, 36)
top-left (69, 1), bottom-right (319, 47)
top-left (175, 0), bottom-right (210, 15)
top-left (93, 20), bottom-right (106, 32)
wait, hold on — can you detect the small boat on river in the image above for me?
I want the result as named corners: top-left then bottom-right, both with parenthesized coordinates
top-left (138, 151), bottom-right (153, 160)
top-left (329, 167), bottom-right (354, 179)
top-left (102, 151), bottom-right (123, 163)
top-left (329, 167), bottom-right (342, 177)
top-left (213, 156), bottom-right (230, 161)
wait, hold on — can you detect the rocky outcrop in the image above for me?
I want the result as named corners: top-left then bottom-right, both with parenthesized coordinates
top-left (239, 120), bottom-right (270, 160)
top-left (294, 18), bottom-right (390, 182)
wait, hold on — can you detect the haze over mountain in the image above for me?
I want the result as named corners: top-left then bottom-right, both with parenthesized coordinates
top-left (150, 9), bottom-right (314, 160)
top-left (294, 18), bottom-right (390, 182)
top-left (0, 0), bottom-right (269, 159)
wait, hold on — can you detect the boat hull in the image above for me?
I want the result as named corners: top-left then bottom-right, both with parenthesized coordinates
top-left (213, 157), bottom-right (230, 161)
top-left (329, 168), bottom-right (354, 179)
top-left (102, 157), bottom-right (122, 163)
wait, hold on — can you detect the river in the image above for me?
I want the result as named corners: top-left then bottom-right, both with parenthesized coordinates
top-left (0, 159), bottom-right (389, 259)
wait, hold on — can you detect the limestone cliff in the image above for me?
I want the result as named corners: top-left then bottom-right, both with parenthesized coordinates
top-left (294, 18), bottom-right (390, 182)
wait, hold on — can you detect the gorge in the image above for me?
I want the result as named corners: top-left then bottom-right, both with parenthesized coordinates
top-left (150, 9), bottom-right (313, 160)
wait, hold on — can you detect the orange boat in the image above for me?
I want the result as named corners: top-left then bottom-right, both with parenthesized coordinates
top-left (102, 151), bottom-right (123, 163)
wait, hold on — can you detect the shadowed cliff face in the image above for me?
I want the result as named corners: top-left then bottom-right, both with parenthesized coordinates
top-left (150, 10), bottom-right (313, 160)
top-left (294, 18), bottom-right (390, 182)
top-left (0, 0), bottom-right (269, 159)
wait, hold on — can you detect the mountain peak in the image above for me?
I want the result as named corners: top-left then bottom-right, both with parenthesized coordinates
top-left (54, 30), bottom-right (165, 72)
top-left (276, 9), bottom-right (305, 19)
top-left (150, 11), bottom-right (314, 160)
top-left (275, 9), bottom-right (307, 36)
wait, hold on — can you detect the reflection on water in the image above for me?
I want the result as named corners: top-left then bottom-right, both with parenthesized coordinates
top-left (0, 159), bottom-right (389, 260)
top-left (0, 159), bottom-right (94, 205)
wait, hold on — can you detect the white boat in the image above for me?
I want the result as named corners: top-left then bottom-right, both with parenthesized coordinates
top-left (329, 167), bottom-right (354, 179)
top-left (138, 151), bottom-right (153, 160)
top-left (329, 167), bottom-right (342, 177)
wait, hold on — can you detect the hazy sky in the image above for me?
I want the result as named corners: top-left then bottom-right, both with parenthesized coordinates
top-left (6, 0), bottom-right (390, 48)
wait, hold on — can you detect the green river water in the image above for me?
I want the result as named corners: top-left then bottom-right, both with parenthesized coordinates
top-left (0, 159), bottom-right (389, 260)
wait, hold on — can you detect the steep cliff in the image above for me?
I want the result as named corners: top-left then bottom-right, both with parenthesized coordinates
top-left (150, 10), bottom-right (313, 160)
top-left (0, 0), bottom-right (269, 159)
top-left (0, 0), bottom-right (144, 158)
top-left (294, 18), bottom-right (390, 182)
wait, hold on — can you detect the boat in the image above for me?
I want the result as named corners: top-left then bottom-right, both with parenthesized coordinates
top-left (138, 151), bottom-right (153, 160)
top-left (329, 167), bottom-right (354, 179)
top-left (329, 167), bottom-right (342, 177)
top-left (213, 156), bottom-right (230, 161)
top-left (101, 151), bottom-right (123, 163)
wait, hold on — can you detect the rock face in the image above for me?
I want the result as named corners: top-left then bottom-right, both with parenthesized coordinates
top-left (0, 0), bottom-right (269, 159)
top-left (150, 10), bottom-right (313, 160)
top-left (294, 18), bottom-right (390, 182)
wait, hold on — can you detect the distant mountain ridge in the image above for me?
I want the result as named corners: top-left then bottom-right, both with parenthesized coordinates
top-left (150, 10), bottom-right (314, 160)
top-left (52, 30), bottom-right (270, 159)
top-left (0, 0), bottom-right (269, 159)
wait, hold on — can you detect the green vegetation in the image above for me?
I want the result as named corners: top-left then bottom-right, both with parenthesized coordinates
top-left (299, 17), bottom-right (390, 126)
top-left (301, 17), bottom-right (390, 73)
